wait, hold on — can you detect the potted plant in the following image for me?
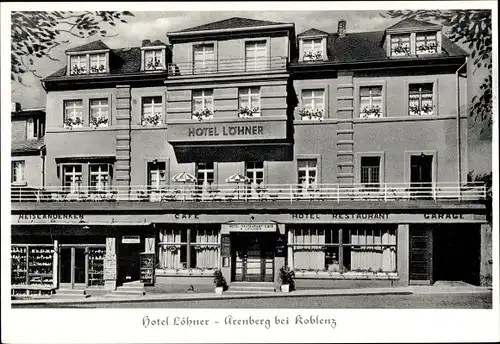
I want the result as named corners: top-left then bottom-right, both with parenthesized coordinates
top-left (361, 105), bottom-right (381, 118)
top-left (213, 269), bottom-right (227, 295)
top-left (64, 117), bottom-right (83, 129)
top-left (278, 266), bottom-right (295, 293)
top-left (303, 50), bottom-right (323, 61)
top-left (298, 108), bottom-right (324, 120)
top-left (142, 113), bottom-right (162, 126)
top-left (90, 116), bottom-right (108, 128)
top-left (238, 106), bottom-right (260, 118)
top-left (192, 108), bottom-right (213, 121)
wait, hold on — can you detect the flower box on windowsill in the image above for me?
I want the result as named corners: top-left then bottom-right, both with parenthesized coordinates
top-left (303, 50), bottom-right (323, 61)
top-left (361, 105), bottom-right (382, 119)
top-left (142, 114), bottom-right (163, 126)
top-left (416, 44), bottom-right (438, 55)
top-left (238, 107), bottom-right (260, 118)
top-left (64, 117), bottom-right (84, 129)
top-left (409, 104), bottom-right (434, 116)
top-left (90, 65), bottom-right (107, 74)
top-left (90, 116), bottom-right (109, 128)
top-left (192, 108), bottom-right (214, 121)
top-left (299, 109), bottom-right (324, 121)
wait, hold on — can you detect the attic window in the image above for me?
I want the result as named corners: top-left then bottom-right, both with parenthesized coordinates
top-left (416, 32), bottom-right (438, 54)
top-left (70, 55), bottom-right (87, 75)
top-left (144, 49), bottom-right (164, 71)
top-left (303, 39), bottom-right (323, 61)
top-left (90, 53), bottom-right (107, 73)
top-left (390, 34), bottom-right (411, 57)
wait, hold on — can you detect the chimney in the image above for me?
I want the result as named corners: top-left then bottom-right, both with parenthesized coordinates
top-left (11, 102), bottom-right (21, 112)
top-left (338, 19), bottom-right (347, 38)
top-left (142, 39), bottom-right (151, 47)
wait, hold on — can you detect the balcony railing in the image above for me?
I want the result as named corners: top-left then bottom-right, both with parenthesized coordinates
top-left (11, 182), bottom-right (486, 203)
top-left (167, 56), bottom-right (287, 76)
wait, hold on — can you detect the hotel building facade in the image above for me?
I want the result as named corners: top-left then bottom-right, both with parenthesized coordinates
top-left (10, 17), bottom-right (492, 297)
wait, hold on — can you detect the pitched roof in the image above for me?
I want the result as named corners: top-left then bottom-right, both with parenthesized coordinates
top-left (142, 39), bottom-right (168, 47)
top-left (66, 40), bottom-right (110, 53)
top-left (386, 18), bottom-right (441, 31)
top-left (44, 46), bottom-right (159, 79)
top-left (174, 17), bottom-right (290, 33)
top-left (12, 138), bottom-right (45, 153)
top-left (297, 28), bottom-right (329, 37)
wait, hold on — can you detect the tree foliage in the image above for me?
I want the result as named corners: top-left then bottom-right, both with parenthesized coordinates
top-left (11, 11), bottom-right (134, 83)
top-left (382, 10), bottom-right (492, 128)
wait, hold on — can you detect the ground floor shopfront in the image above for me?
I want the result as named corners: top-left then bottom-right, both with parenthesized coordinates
top-left (10, 205), bottom-right (492, 296)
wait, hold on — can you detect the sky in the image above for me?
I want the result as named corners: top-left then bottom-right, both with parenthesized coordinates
top-left (10, 10), bottom-right (493, 174)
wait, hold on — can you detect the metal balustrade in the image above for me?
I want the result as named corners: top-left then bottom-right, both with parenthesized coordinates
top-left (167, 56), bottom-right (288, 76)
top-left (11, 182), bottom-right (486, 203)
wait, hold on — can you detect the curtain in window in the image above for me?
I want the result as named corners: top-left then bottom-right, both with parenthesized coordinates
top-left (195, 229), bottom-right (219, 269)
top-left (159, 229), bottom-right (182, 269)
top-left (350, 228), bottom-right (396, 272)
top-left (293, 228), bottom-right (325, 270)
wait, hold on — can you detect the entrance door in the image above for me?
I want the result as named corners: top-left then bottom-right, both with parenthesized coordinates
top-left (59, 247), bottom-right (87, 288)
top-left (409, 227), bottom-right (433, 285)
top-left (119, 241), bottom-right (142, 284)
top-left (410, 155), bottom-right (433, 198)
top-left (232, 233), bottom-right (274, 282)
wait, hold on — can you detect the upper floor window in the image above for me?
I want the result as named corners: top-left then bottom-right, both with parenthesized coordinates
top-left (26, 117), bottom-right (43, 139)
top-left (11, 160), bottom-right (25, 184)
top-left (360, 86), bottom-right (383, 118)
top-left (89, 164), bottom-right (111, 191)
top-left (298, 159), bottom-right (318, 189)
top-left (90, 99), bottom-right (109, 127)
top-left (64, 100), bottom-right (84, 128)
top-left (416, 32), bottom-right (438, 54)
top-left (141, 96), bottom-right (163, 126)
top-left (390, 34), bottom-right (411, 57)
top-left (147, 161), bottom-right (166, 190)
top-left (70, 55), bottom-right (87, 75)
top-left (245, 41), bottom-right (267, 71)
top-left (192, 89), bottom-right (214, 120)
top-left (409, 83), bottom-right (434, 116)
top-left (90, 53), bottom-right (107, 73)
top-left (300, 89), bottom-right (324, 120)
top-left (144, 49), bottom-right (164, 71)
top-left (62, 164), bottom-right (83, 193)
top-left (238, 87), bottom-right (261, 117)
top-left (303, 39), bottom-right (323, 61)
top-left (245, 161), bottom-right (264, 185)
top-left (360, 156), bottom-right (381, 191)
top-left (193, 44), bottom-right (215, 74)
top-left (196, 162), bottom-right (215, 186)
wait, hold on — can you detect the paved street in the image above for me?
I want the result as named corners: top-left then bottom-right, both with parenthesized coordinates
top-left (12, 292), bottom-right (492, 309)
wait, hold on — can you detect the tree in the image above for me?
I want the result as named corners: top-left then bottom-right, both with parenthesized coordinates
top-left (382, 10), bottom-right (492, 129)
top-left (11, 11), bottom-right (134, 83)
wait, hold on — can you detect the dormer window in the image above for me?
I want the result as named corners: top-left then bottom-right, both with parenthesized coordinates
top-left (416, 32), bottom-right (438, 54)
top-left (70, 55), bottom-right (87, 75)
top-left (144, 49), bottom-right (164, 71)
top-left (303, 39), bottom-right (324, 61)
top-left (390, 34), bottom-right (411, 57)
top-left (90, 53), bottom-right (107, 73)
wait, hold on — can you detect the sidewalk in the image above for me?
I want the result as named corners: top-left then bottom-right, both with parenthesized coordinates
top-left (11, 285), bottom-right (492, 306)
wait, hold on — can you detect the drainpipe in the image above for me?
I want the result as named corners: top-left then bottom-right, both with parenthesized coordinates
top-left (456, 57), bottom-right (468, 198)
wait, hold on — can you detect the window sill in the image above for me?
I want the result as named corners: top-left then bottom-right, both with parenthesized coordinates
top-left (11, 182), bottom-right (28, 187)
top-left (155, 268), bottom-right (217, 277)
top-left (295, 271), bottom-right (399, 280)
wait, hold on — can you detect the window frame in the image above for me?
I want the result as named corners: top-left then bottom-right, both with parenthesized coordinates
top-left (11, 160), bottom-right (26, 184)
top-left (62, 164), bottom-right (83, 193)
top-left (244, 40), bottom-right (268, 71)
top-left (245, 161), bottom-right (265, 186)
top-left (196, 162), bottom-right (215, 186)
top-left (144, 49), bottom-right (164, 71)
top-left (192, 89), bottom-right (214, 120)
top-left (141, 96), bottom-right (163, 126)
top-left (355, 152), bottom-right (385, 190)
top-left (297, 159), bottom-right (318, 189)
top-left (63, 99), bottom-right (84, 128)
top-left (302, 38), bottom-right (324, 61)
top-left (359, 85), bottom-right (384, 118)
top-left (300, 89), bottom-right (325, 120)
top-left (408, 82), bottom-right (435, 116)
top-left (192, 43), bottom-right (216, 74)
top-left (147, 160), bottom-right (167, 190)
top-left (89, 53), bottom-right (107, 74)
top-left (238, 87), bottom-right (261, 117)
top-left (415, 31), bottom-right (438, 54)
top-left (88, 163), bottom-right (112, 191)
top-left (89, 98), bottom-right (110, 127)
top-left (69, 54), bottom-right (87, 75)
top-left (390, 33), bottom-right (411, 57)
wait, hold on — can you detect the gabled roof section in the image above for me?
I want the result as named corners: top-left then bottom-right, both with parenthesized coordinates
top-left (142, 39), bottom-right (168, 48)
top-left (173, 17), bottom-right (291, 33)
top-left (66, 40), bottom-right (110, 53)
top-left (297, 28), bottom-right (329, 37)
top-left (386, 18), bottom-right (441, 32)
top-left (11, 138), bottom-right (45, 154)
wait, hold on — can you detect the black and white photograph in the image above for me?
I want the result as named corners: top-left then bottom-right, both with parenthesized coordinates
top-left (1, 1), bottom-right (498, 343)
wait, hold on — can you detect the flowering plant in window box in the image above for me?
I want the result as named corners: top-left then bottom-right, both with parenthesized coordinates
top-left (409, 103), bottom-right (434, 116)
top-left (90, 116), bottom-right (108, 128)
top-left (64, 117), bottom-right (83, 128)
top-left (361, 105), bottom-right (382, 118)
top-left (71, 65), bottom-right (86, 75)
top-left (303, 50), bottom-right (323, 61)
top-left (146, 58), bottom-right (163, 70)
top-left (416, 43), bottom-right (438, 54)
top-left (299, 108), bottom-right (324, 120)
top-left (90, 65), bottom-right (106, 73)
top-left (392, 46), bottom-right (411, 56)
top-left (192, 108), bottom-right (213, 121)
top-left (142, 113), bottom-right (162, 126)
top-left (238, 106), bottom-right (260, 118)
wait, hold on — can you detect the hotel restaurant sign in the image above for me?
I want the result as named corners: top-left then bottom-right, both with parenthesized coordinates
top-left (167, 119), bottom-right (287, 143)
top-left (13, 212), bottom-right (486, 225)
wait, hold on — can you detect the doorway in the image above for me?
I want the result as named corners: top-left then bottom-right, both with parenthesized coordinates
top-left (59, 247), bottom-right (87, 288)
top-left (409, 227), bottom-right (433, 285)
top-left (433, 225), bottom-right (480, 285)
top-left (231, 233), bottom-right (274, 282)
top-left (410, 154), bottom-right (433, 198)
top-left (119, 240), bottom-right (142, 284)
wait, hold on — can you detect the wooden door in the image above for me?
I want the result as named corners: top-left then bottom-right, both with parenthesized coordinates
top-left (233, 234), bottom-right (274, 282)
top-left (409, 228), bottom-right (433, 285)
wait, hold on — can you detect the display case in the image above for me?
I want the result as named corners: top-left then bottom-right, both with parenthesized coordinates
top-left (140, 253), bottom-right (155, 286)
top-left (11, 244), bottom-right (55, 297)
top-left (88, 247), bottom-right (105, 287)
